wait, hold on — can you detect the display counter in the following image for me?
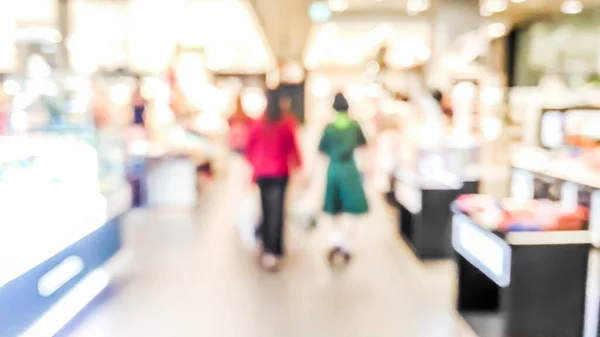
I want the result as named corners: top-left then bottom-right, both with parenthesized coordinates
top-left (0, 136), bottom-right (131, 337)
top-left (395, 172), bottom-right (459, 259)
top-left (127, 127), bottom-right (216, 209)
top-left (452, 201), bottom-right (597, 337)
top-left (393, 146), bottom-right (475, 259)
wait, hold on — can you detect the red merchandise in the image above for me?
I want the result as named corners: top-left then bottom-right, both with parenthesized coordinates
top-left (456, 194), bottom-right (588, 232)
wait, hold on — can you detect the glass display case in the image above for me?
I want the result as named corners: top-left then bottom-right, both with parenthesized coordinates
top-left (0, 57), bottom-right (130, 336)
top-left (4, 71), bottom-right (127, 193)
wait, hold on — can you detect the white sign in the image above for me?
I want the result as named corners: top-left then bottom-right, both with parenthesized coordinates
top-left (589, 191), bottom-right (600, 247)
top-left (511, 169), bottom-right (534, 203)
top-left (540, 111), bottom-right (564, 149)
top-left (561, 181), bottom-right (579, 212)
top-left (452, 214), bottom-right (512, 287)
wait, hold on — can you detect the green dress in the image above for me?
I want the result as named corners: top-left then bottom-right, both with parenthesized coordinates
top-left (319, 114), bottom-right (368, 215)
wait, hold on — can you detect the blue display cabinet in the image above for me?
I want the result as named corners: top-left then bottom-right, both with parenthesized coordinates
top-left (0, 135), bottom-right (131, 337)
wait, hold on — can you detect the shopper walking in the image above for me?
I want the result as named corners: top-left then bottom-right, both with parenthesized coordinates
top-left (228, 96), bottom-right (253, 154)
top-left (245, 89), bottom-right (302, 271)
top-left (319, 93), bottom-right (369, 264)
top-left (132, 78), bottom-right (146, 127)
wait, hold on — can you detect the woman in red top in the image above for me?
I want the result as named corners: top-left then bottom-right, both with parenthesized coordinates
top-left (245, 89), bottom-right (302, 271)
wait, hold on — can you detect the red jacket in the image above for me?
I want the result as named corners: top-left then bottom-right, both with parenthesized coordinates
top-left (245, 115), bottom-right (301, 180)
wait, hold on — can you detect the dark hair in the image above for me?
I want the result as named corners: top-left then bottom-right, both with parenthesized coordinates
top-left (431, 89), bottom-right (443, 103)
top-left (265, 89), bottom-right (283, 122)
top-left (333, 92), bottom-right (349, 112)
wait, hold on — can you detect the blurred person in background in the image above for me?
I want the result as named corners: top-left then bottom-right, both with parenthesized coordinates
top-left (228, 95), bottom-right (253, 154)
top-left (245, 89), bottom-right (302, 271)
top-left (432, 89), bottom-right (453, 124)
top-left (132, 76), bottom-right (146, 127)
top-left (319, 92), bottom-right (368, 264)
top-left (279, 95), bottom-right (299, 127)
top-left (92, 85), bottom-right (111, 128)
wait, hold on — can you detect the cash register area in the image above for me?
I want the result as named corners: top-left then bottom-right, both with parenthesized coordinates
top-left (4, 1), bottom-right (600, 337)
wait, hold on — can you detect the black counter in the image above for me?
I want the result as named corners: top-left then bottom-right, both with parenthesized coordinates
top-left (397, 188), bottom-right (459, 260)
top-left (452, 209), bottom-right (593, 337)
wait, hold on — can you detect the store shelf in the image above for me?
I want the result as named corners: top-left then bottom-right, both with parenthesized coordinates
top-left (512, 145), bottom-right (600, 189)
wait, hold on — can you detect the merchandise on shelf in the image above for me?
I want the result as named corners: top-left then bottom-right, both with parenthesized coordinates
top-left (454, 194), bottom-right (588, 232)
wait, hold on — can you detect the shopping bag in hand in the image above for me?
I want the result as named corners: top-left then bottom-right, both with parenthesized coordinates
top-left (238, 189), bottom-right (260, 249)
top-left (290, 194), bottom-right (318, 232)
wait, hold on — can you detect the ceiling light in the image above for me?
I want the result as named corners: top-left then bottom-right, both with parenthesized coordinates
top-left (415, 45), bottom-right (431, 61)
top-left (480, 3), bottom-right (492, 16)
top-left (309, 2), bottom-right (332, 22)
top-left (561, 0), bottom-right (582, 14)
top-left (511, 0), bottom-right (525, 3)
top-left (241, 87), bottom-right (267, 117)
top-left (485, 0), bottom-right (508, 12)
top-left (398, 53), bottom-right (415, 68)
top-left (406, 0), bottom-right (430, 13)
top-left (487, 22), bottom-right (507, 38)
top-left (328, 0), bottom-right (348, 12)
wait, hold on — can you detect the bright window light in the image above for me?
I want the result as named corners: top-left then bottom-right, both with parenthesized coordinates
top-left (561, 0), bottom-right (582, 14)
top-left (328, 0), bottom-right (348, 12)
top-left (312, 77), bottom-right (332, 98)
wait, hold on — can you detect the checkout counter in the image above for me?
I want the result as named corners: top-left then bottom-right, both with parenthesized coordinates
top-left (452, 107), bottom-right (600, 336)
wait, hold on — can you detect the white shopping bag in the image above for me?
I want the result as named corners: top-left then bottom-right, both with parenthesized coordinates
top-left (290, 192), bottom-right (319, 232)
top-left (238, 188), bottom-right (260, 249)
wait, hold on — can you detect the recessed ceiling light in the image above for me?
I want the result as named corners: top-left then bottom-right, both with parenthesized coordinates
top-left (511, 0), bottom-right (525, 3)
top-left (328, 0), bottom-right (348, 12)
top-left (561, 0), bottom-right (582, 14)
top-left (488, 22), bottom-right (507, 38)
top-left (480, 4), bottom-right (492, 16)
top-left (406, 0), bottom-right (430, 13)
top-left (486, 0), bottom-right (508, 12)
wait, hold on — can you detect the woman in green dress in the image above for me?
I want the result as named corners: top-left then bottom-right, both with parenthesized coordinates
top-left (319, 93), bottom-right (369, 264)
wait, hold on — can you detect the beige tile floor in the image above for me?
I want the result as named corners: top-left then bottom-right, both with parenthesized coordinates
top-left (68, 155), bottom-right (477, 337)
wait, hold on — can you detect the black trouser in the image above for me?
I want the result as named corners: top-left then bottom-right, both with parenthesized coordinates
top-left (257, 177), bottom-right (289, 257)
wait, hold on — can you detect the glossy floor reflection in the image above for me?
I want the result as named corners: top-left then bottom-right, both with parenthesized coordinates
top-left (68, 159), bottom-right (476, 337)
